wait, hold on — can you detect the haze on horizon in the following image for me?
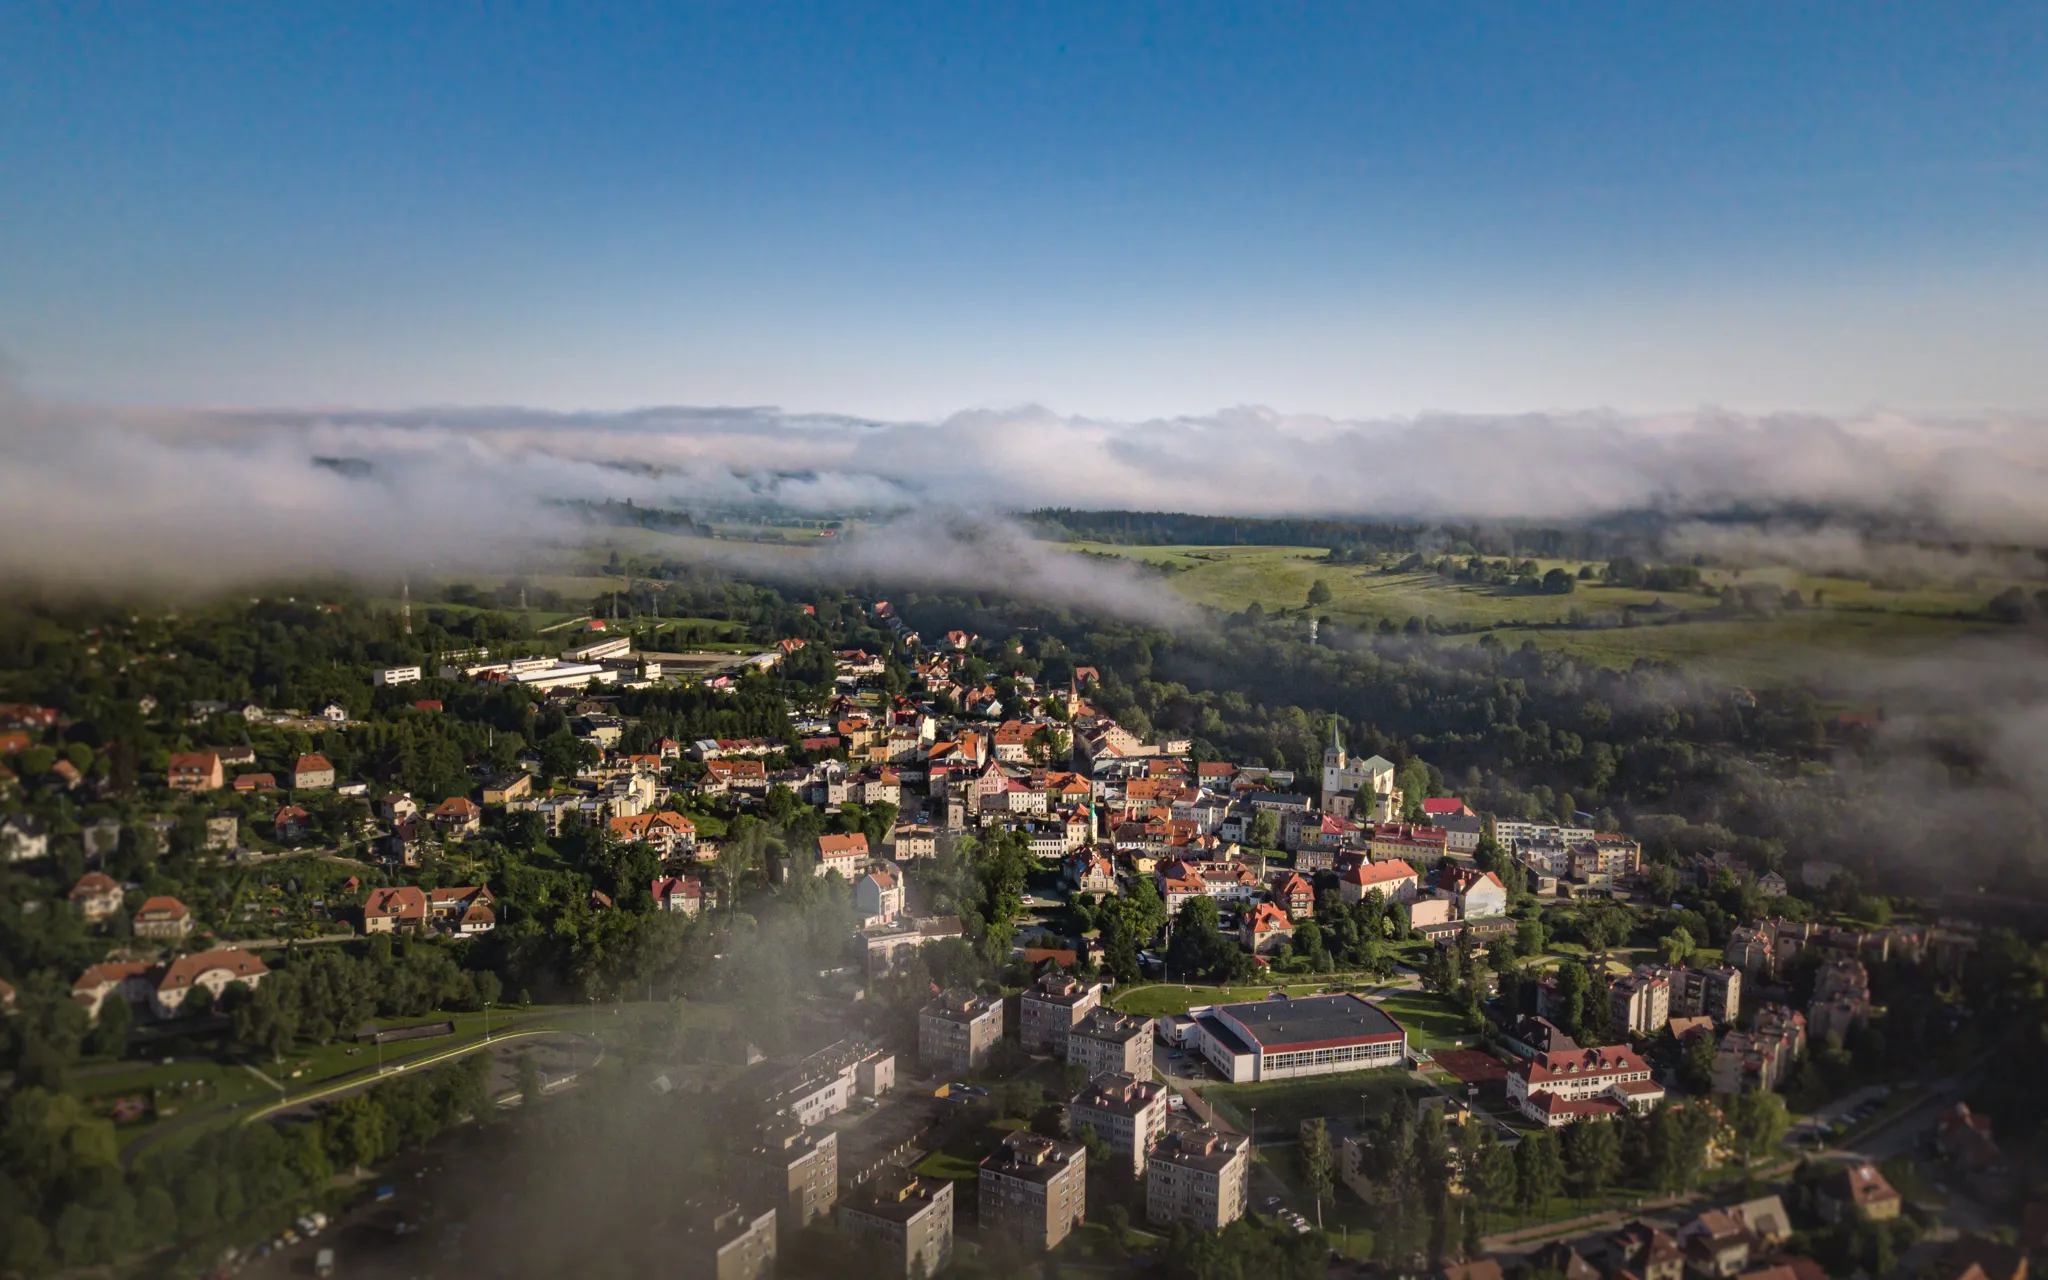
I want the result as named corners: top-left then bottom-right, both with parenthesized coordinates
top-left (2, 3), bottom-right (2045, 421)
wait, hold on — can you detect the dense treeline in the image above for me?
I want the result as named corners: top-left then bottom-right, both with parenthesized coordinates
top-left (0, 1055), bottom-right (488, 1276)
top-left (1026, 508), bottom-right (1628, 560)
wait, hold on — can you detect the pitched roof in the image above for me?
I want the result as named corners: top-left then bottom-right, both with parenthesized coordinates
top-left (293, 752), bottom-right (333, 773)
top-left (1341, 859), bottom-right (1419, 886)
top-left (159, 948), bottom-right (269, 992)
top-left (818, 832), bottom-right (869, 857)
top-left (134, 895), bottom-right (189, 921)
top-left (69, 872), bottom-right (121, 897)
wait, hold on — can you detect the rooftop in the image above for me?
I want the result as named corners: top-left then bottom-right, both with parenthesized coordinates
top-left (1215, 992), bottom-right (1406, 1051)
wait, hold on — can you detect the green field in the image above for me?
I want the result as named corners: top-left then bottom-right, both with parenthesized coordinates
top-left (1110, 981), bottom-right (1372, 1018)
top-left (1202, 1070), bottom-right (1419, 1140)
top-left (1367, 989), bottom-right (1474, 1051)
top-left (1064, 542), bottom-right (1998, 684)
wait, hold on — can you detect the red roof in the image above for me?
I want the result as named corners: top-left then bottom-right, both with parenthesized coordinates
top-left (294, 753), bottom-right (333, 774)
top-left (1341, 859), bottom-right (1418, 887)
top-left (818, 832), bottom-right (869, 858)
top-left (158, 948), bottom-right (268, 992)
top-left (365, 885), bottom-right (428, 921)
top-left (134, 895), bottom-right (189, 921)
top-left (1421, 798), bottom-right (1468, 815)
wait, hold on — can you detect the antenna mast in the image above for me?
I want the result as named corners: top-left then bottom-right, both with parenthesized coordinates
top-left (401, 576), bottom-right (412, 635)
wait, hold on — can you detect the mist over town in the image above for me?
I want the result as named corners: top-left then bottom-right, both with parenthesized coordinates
top-left (4, 5), bottom-right (2048, 1280)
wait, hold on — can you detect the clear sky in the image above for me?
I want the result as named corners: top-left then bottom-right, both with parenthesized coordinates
top-left (2, 2), bottom-right (2043, 419)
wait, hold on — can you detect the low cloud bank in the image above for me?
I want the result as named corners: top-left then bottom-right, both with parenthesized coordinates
top-left (7, 382), bottom-right (2048, 605)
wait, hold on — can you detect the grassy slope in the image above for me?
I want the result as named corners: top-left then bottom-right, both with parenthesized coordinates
top-left (1065, 542), bottom-right (1995, 683)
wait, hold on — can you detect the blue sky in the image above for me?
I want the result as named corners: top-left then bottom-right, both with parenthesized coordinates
top-left (2, 2), bottom-right (2043, 418)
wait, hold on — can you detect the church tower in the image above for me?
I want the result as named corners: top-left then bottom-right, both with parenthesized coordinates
top-left (1321, 720), bottom-right (1347, 804)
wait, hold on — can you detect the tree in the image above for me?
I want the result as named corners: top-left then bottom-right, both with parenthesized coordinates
top-left (1300, 1118), bottom-right (1334, 1229)
top-left (1659, 925), bottom-right (1697, 968)
top-left (1560, 1118), bottom-right (1621, 1198)
top-left (1722, 1090), bottom-right (1788, 1168)
top-left (1514, 1130), bottom-right (1564, 1214)
top-left (516, 1054), bottom-right (543, 1108)
top-left (1248, 809), bottom-right (1279, 850)
top-left (1468, 1131), bottom-right (1518, 1226)
top-left (1306, 580), bottom-right (1334, 608)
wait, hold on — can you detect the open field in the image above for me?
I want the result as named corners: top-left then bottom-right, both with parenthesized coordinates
top-left (1201, 1069), bottom-right (1419, 1139)
top-left (1064, 542), bottom-right (2000, 683)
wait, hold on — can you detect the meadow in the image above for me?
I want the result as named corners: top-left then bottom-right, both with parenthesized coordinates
top-left (1064, 542), bottom-right (1999, 684)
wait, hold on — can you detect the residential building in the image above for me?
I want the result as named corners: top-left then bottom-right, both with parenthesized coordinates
top-left (740, 1123), bottom-right (839, 1241)
top-left (1067, 1008), bottom-right (1153, 1079)
top-left (1610, 967), bottom-right (1672, 1038)
top-left (481, 772), bottom-right (533, 805)
top-left (855, 865), bottom-right (906, 926)
top-left (149, 947), bottom-right (270, 1018)
top-left (0, 814), bottom-right (49, 862)
top-left (1147, 1125), bottom-right (1250, 1231)
top-left (167, 751), bottom-right (225, 792)
top-left (363, 885), bottom-right (429, 932)
top-left (979, 1130), bottom-right (1087, 1251)
top-left (1810, 957), bottom-right (1873, 1041)
top-left (1019, 973), bottom-right (1104, 1055)
top-left (1508, 1046), bottom-right (1665, 1126)
top-left (863, 915), bottom-right (965, 973)
top-left (372, 666), bottom-right (422, 686)
top-left (68, 872), bottom-right (125, 922)
top-left (763, 1038), bottom-right (895, 1127)
top-left (426, 885), bottom-right (496, 935)
top-left (1712, 1005), bottom-right (1806, 1094)
top-left (1068, 1073), bottom-right (1168, 1176)
top-left (429, 796), bottom-right (483, 837)
top-left (1678, 1208), bottom-right (1755, 1278)
top-left (1605, 1222), bottom-right (1684, 1280)
top-left (651, 873), bottom-right (705, 914)
top-left (1339, 858), bottom-right (1420, 905)
top-left (817, 831), bottom-right (869, 879)
top-left (1817, 1162), bottom-right (1901, 1224)
top-left (133, 895), bottom-right (194, 939)
top-left (1430, 811), bottom-right (1485, 855)
top-left (676, 1201), bottom-right (777, 1280)
top-left (1441, 866), bottom-right (1508, 918)
top-left (1188, 993), bottom-right (1408, 1083)
top-left (919, 991), bottom-right (1004, 1072)
top-left (1666, 964), bottom-right (1743, 1025)
top-left (1240, 901), bottom-right (1296, 954)
top-left (1066, 853), bottom-right (1119, 896)
top-left (889, 823), bottom-right (939, 859)
top-left (1271, 872), bottom-right (1314, 919)
top-left (839, 1173), bottom-right (954, 1279)
top-left (291, 753), bottom-right (336, 790)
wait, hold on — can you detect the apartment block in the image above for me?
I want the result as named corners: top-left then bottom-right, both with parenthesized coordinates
top-left (978, 1130), bottom-right (1088, 1251)
top-left (1610, 967), bottom-right (1671, 1038)
top-left (1066, 1008), bottom-right (1154, 1079)
top-left (1146, 1125), bottom-right (1250, 1231)
top-left (1667, 964), bottom-right (1743, 1025)
top-left (677, 1201), bottom-right (777, 1280)
top-left (1019, 973), bottom-right (1103, 1055)
top-left (839, 1173), bottom-right (955, 1278)
top-left (740, 1121), bottom-right (838, 1240)
top-left (1069, 1072), bottom-right (1169, 1177)
top-left (919, 991), bottom-right (1004, 1073)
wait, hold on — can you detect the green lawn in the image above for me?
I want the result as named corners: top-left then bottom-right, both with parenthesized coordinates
top-left (1059, 542), bottom-right (1997, 685)
top-left (1202, 1071), bottom-right (1418, 1140)
top-left (913, 1117), bottom-right (1028, 1183)
top-left (1110, 981), bottom-right (1369, 1018)
top-left (1364, 990), bottom-right (1473, 1051)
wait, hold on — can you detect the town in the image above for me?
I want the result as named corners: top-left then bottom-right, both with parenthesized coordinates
top-left (0, 579), bottom-right (2039, 1280)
